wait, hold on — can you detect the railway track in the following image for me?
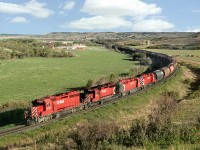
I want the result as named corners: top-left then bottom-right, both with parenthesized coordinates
top-left (0, 65), bottom-right (179, 138)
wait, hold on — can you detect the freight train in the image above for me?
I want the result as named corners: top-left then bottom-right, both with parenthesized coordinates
top-left (24, 46), bottom-right (177, 125)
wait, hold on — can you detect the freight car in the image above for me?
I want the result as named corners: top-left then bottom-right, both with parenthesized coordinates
top-left (24, 46), bottom-right (177, 125)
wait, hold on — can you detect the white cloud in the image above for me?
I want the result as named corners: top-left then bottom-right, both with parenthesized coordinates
top-left (81, 0), bottom-right (161, 18)
top-left (10, 17), bottom-right (29, 23)
top-left (132, 19), bottom-right (174, 32)
top-left (185, 27), bottom-right (200, 32)
top-left (63, 1), bottom-right (75, 10)
top-left (61, 0), bottom-right (174, 31)
top-left (0, 0), bottom-right (53, 18)
top-left (61, 16), bottom-right (132, 30)
top-left (61, 17), bottom-right (174, 32)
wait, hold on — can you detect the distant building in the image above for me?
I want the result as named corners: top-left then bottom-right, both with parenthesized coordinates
top-left (56, 44), bottom-right (87, 50)
top-left (73, 45), bottom-right (87, 50)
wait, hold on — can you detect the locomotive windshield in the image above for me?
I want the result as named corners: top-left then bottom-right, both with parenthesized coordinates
top-left (32, 99), bottom-right (44, 105)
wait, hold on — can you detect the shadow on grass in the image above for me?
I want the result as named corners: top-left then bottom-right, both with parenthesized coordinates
top-left (0, 108), bottom-right (25, 127)
top-left (60, 86), bottom-right (86, 93)
top-left (122, 58), bottom-right (134, 61)
top-left (179, 63), bottom-right (200, 101)
top-left (187, 64), bottom-right (200, 91)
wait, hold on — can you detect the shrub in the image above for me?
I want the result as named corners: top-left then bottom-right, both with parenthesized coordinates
top-left (129, 120), bottom-right (147, 147)
top-left (68, 121), bottom-right (119, 150)
top-left (86, 79), bottom-right (94, 89)
top-left (183, 78), bottom-right (192, 84)
top-left (132, 52), bottom-right (146, 61)
top-left (180, 125), bottom-right (200, 144)
top-left (109, 73), bottom-right (119, 83)
top-left (163, 91), bottom-right (180, 100)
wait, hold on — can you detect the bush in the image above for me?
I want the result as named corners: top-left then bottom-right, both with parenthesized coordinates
top-left (147, 44), bottom-right (181, 50)
top-left (183, 78), bottom-right (192, 84)
top-left (0, 49), bottom-right (11, 59)
top-left (180, 125), bottom-right (200, 144)
top-left (132, 52), bottom-right (146, 61)
top-left (68, 121), bottom-right (119, 150)
top-left (86, 79), bottom-right (94, 89)
top-left (140, 57), bottom-right (152, 66)
top-left (116, 96), bottom-right (179, 149)
top-left (129, 120), bottom-right (147, 147)
top-left (197, 117), bottom-right (200, 127)
top-left (109, 73), bottom-right (119, 83)
top-left (128, 68), bottom-right (137, 77)
top-left (163, 91), bottom-right (180, 100)
top-left (183, 43), bottom-right (200, 50)
top-left (95, 76), bottom-right (108, 86)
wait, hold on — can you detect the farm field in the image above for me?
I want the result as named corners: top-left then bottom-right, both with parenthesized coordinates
top-left (145, 49), bottom-right (200, 62)
top-left (0, 47), bottom-right (136, 105)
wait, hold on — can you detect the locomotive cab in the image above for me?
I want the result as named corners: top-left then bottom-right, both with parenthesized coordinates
top-left (41, 99), bottom-right (53, 116)
top-left (24, 98), bottom-right (53, 125)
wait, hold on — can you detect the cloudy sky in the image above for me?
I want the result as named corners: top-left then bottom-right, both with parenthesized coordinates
top-left (0, 0), bottom-right (199, 34)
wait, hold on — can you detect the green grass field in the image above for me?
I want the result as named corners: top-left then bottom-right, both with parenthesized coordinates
top-left (0, 47), bottom-right (136, 104)
top-left (145, 49), bottom-right (200, 62)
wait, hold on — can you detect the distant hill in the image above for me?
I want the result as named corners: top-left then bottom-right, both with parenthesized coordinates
top-left (44, 32), bottom-right (195, 40)
top-left (1, 32), bottom-right (200, 50)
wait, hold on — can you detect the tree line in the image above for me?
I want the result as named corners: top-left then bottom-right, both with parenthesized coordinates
top-left (147, 43), bottom-right (200, 50)
top-left (0, 39), bottom-right (74, 59)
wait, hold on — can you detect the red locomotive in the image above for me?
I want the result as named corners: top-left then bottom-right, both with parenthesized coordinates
top-left (24, 50), bottom-right (177, 125)
top-left (25, 91), bottom-right (81, 124)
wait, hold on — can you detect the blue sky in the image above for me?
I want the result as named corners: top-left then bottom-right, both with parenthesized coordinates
top-left (0, 0), bottom-right (200, 34)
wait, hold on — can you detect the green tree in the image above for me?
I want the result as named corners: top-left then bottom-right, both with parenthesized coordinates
top-left (109, 73), bottom-right (119, 83)
top-left (86, 79), bottom-right (94, 89)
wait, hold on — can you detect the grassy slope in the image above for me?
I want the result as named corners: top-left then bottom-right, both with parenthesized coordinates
top-left (145, 49), bottom-right (200, 62)
top-left (0, 47), bottom-right (135, 104)
top-left (142, 48), bottom-right (200, 125)
top-left (0, 65), bottom-right (188, 148)
top-left (174, 63), bottom-right (200, 124)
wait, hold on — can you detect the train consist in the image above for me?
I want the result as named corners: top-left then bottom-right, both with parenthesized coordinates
top-left (24, 46), bottom-right (177, 125)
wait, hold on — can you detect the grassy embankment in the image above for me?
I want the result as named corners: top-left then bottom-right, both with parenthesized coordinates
top-left (143, 48), bottom-right (200, 126)
top-left (0, 46), bottom-right (137, 107)
top-left (130, 44), bottom-right (200, 62)
top-left (140, 47), bottom-right (200, 125)
top-left (174, 63), bottom-right (200, 124)
top-left (145, 49), bottom-right (200, 62)
top-left (1, 62), bottom-right (198, 149)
